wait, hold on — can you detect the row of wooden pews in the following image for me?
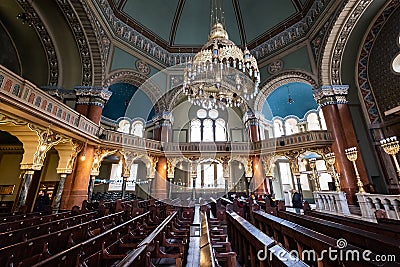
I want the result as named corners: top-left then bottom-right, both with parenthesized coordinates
top-left (226, 209), bottom-right (308, 267)
top-left (0, 210), bottom-right (97, 248)
top-left (304, 209), bottom-right (400, 239)
top-left (0, 210), bottom-right (71, 232)
top-left (203, 210), bottom-right (236, 267)
top-left (0, 198), bottom-right (157, 267)
top-left (115, 204), bottom-right (194, 267)
top-left (277, 211), bottom-right (400, 257)
top-left (252, 209), bottom-right (399, 266)
top-left (32, 211), bottom-right (151, 266)
top-left (0, 209), bottom-right (129, 266)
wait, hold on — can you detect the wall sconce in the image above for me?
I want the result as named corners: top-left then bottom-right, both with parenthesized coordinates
top-left (80, 140), bottom-right (87, 161)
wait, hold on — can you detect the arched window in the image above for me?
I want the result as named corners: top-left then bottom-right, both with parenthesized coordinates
top-left (193, 162), bottom-right (224, 188)
top-left (273, 119), bottom-right (284, 137)
top-left (190, 119), bottom-right (201, 142)
top-left (131, 121), bottom-right (144, 137)
top-left (117, 119), bottom-right (130, 133)
top-left (306, 113), bottom-right (320, 131)
top-left (319, 109), bottom-right (327, 130)
top-left (215, 118), bottom-right (226, 141)
top-left (203, 119), bottom-right (214, 141)
top-left (285, 118), bottom-right (299, 135)
top-left (190, 109), bottom-right (226, 142)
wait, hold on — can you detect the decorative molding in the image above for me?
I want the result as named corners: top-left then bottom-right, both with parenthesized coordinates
top-left (56, 140), bottom-right (83, 174)
top-left (319, 0), bottom-right (373, 85)
top-left (119, 150), bottom-right (139, 177)
top-left (313, 84), bottom-right (349, 106)
top-left (91, 147), bottom-right (118, 176)
top-left (55, 0), bottom-right (94, 86)
top-left (135, 60), bottom-right (151, 75)
top-left (28, 124), bottom-right (70, 170)
top-left (75, 86), bottom-right (112, 107)
top-left (16, 0), bottom-right (59, 86)
top-left (0, 112), bottom-right (28, 126)
top-left (267, 60), bottom-right (284, 75)
top-left (93, 0), bottom-right (334, 65)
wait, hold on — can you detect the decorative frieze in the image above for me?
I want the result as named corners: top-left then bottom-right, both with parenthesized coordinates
top-left (75, 86), bottom-right (112, 107)
top-left (313, 84), bottom-right (349, 107)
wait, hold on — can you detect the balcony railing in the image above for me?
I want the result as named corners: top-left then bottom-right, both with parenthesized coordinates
top-left (0, 65), bottom-right (101, 137)
top-left (102, 129), bottom-right (333, 154)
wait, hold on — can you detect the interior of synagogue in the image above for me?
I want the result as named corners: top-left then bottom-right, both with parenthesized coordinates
top-left (0, 0), bottom-right (399, 266)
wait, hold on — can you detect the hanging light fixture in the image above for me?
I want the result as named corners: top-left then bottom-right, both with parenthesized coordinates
top-left (183, 0), bottom-right (260, 110)
top-left (287, 86), bottom-right (294, 104)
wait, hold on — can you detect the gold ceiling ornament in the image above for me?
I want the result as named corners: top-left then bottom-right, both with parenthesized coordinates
top-left (182, 0), bottom-right (260, 110)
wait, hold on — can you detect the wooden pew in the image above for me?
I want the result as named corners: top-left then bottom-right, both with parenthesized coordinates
top-left (204, 211), bottom-right (236, 267)
top-left (116, 211), bottom-right (186, 267)
top-left (227, 210), bottom-right (308, 267)
top-left (278, 211), bottom-right (400, 256)
top-left (0, 211), bottom-right (97, 248)
top-left (253, 210), bottom-right (396, 266)
top-left (31, 211), bottom-right (150, 267)
top-left (0, 211), bottom-right (71, 233)
top-left (0, 210), bottom-right (127, 266)
top-left (305, 210), bottom-right (400, 239)
top-left (0, 211), bottom-right (47, 223)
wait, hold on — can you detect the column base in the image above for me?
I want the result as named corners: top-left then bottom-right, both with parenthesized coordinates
top-left (66, 189), bottom-right (88, 210)
top-left (341, 187), bottom-right (358, 205)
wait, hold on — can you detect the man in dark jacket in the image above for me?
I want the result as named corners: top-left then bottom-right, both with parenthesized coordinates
top-left (291, 189), bottom-right (302, 214)
top-left (34, 190), bottom-right (50, 212)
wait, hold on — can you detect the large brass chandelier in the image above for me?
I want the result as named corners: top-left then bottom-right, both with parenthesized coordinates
top-left (183, 0), bottom-right (260, 110)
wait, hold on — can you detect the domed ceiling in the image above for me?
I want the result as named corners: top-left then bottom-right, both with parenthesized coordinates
top-left (109, 0), bottom-right (312, 52)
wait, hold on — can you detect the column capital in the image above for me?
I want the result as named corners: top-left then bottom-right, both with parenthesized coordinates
top-left (243, 111), bottom-right (264, 125)
top-left (74, 86), bottom-right (112, 108)
top-left (313, 85), bottom-right (349, 106)
top-left (152, 111), bottom-right (174, 123)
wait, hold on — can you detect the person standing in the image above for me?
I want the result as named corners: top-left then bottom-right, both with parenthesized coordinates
top-left (34, 190), bottom-right (50, 212)
top-left (291, 189), bottom-right (302, 214)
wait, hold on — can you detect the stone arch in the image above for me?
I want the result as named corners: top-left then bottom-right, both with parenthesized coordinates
top-left (319, 0), bottom-right (376, 85)
top-left (104, 70), bottom-right (164, 113)
top-left (254, 71), bottom-right (317, 112)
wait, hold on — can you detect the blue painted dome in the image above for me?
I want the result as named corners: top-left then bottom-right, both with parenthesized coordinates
top-left (262, 82), bottom-right (318, 120)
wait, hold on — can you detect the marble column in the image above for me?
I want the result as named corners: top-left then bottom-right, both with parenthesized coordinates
top-left (65, 87), bottom-right (111, 209)
top-left (14, 170), bottom-right (35, 211)
top-left (87, 175), bottom-right (96, 202)
top-left (191, 162), bottom-right (198, 200)
top-left (313, 85), bottom-right (364, 204)
top-left (121, 176), bottom-right (128, 199)
top-left (244, 111), bottom-right (261, 143)
top-left (244, 112), bottom-right (266, 196)
top-left (336, 86), bottom-right (369, 186)
top-left (53, 173), bottom-right (67, 212)
top-left (152, 112), bottom-right (173, 143)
